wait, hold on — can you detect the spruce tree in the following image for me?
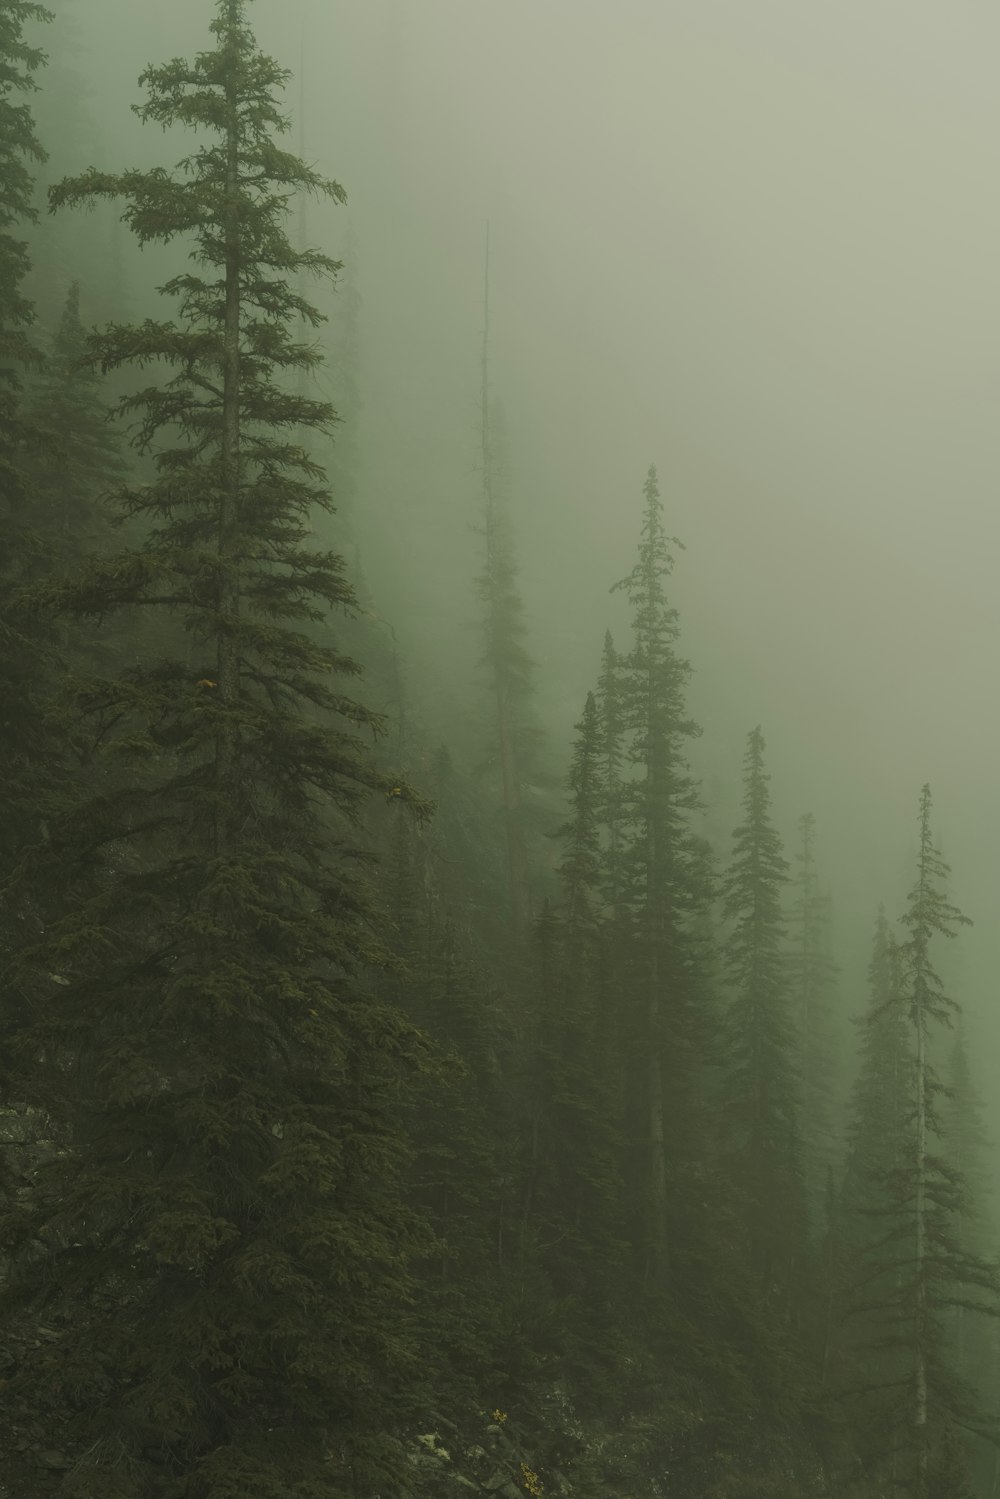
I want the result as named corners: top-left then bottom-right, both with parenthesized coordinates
top-left (720, 726), bottom-right (805, 1299)
top-left (22, 0), bottom-right (117, 330)
top-left (324, 224), bottom-right (361, 534)
top-left (787, 812), bottom-right (840, 1238)
top-left (376, 799), bottom-right (513, 1433)
top-left (22, 280), bottom-right (126, 577)
top-left (555, 691), bottom-right (602, 931)
top-left (477, 231), bottom-right (538, 933)
top-left (0, 0), bottom-right (48, 440)
top-left (595, 628), bottom-right (625, 913)
top-left (899, 786), bottom-right (979, 1495)
top-left (611, 461), bottom-right (719, 1295)
top-left (835, 908), bottom-right (912, 1486)
top-left (611, 463), bottom-right (705, 1285)
top-left (0, 4), bottom-right (431, 1492)
top-left (841, 908), bottom-right (911, 1236)
top-left (842, 790), bottom-right (998, 1497)
top-left (0, 0), bottom-right (52, 866)
top-left (942, 1016), bottom-right (994, 1269)
top-left (529, 692), bottom-right (622, 1314)
top-left (941, 1016), bottom-right (998, 1490)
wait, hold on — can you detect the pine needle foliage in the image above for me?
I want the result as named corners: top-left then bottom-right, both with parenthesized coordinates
top-left (535, 693), bottom-right (623, 1307)
top-left (941, 1018), bottom-right (999, 1493)
top-left (611, 465), bottom-right (701, 913)
top-left (834, 909), bottom-right (912, 1482)
top-left (0, 4), bottom-right (432, 1493)
top-left (841, 908), bottom-right (911, 1240)
top-left (22, 279), bottom-right (127, 571)
top-left (0, 0), bottom-right (49, 414)
top-left (787, 813), bottom-right (840, 1238)
top-left (610, 463), bottom-right (707, 1286)
top-left (477, 396), bottom-right (539, 932)
top-left (0, 0), bottom-right (54, 943)
top-left (841, 789), bottom-right (998, 1497)
top-left (595, 629), bottom-right (626, 913)
top-left (554, 691), bottom-right (602, 932)
top-left (721, 726), bottom-right (806, 1299)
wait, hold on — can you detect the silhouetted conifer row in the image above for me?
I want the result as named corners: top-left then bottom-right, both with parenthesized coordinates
top-left (0, 4), bottom-right (997, 1496)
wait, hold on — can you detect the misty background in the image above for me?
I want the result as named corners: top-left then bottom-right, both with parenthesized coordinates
top-left (39, 0), bottom-right (1000, 1115)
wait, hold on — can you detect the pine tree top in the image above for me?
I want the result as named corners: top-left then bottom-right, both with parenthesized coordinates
top-left (899, 784), bottom-right (971, 1030)
top-left (722, 726), bottom-right (789, 932)
top-left (612, 464), bottom-right (687, 663)
top-left (555, 691), bottom-right (602, 929)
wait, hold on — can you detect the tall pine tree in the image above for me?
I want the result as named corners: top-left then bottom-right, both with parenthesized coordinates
top-left (0, 5), bottom-right (432, 1492)
top-left (720, 726), bottom-right (806, 1301)
top-left (788, 812), bottom-right (840, 1239)
top-left (841, 790), bottom-right (997, 1497)
top-left (477, 231), bottom-right (538, 933)
top-left (595, 628), bottom-right (625, 914)
top-left (22, 280), bottom-right (126, 577)
top-left (0, 0), bottom-right (52, 864)
top-left (611, 463), bottom-right (705, 1285)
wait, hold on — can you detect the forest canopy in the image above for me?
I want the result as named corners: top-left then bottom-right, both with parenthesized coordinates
top-left (0, 3), bottom-right (997, 1498)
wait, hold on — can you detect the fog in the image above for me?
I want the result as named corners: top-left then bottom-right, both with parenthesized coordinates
top-left (38, 0), bottom-right (999, 1063)
top-left (294, 2), bottom-right (999, 1098)
top-left (7, 0), bottom-right (1000, 1486)
top-left (82, 8), bottom-right (999, 954)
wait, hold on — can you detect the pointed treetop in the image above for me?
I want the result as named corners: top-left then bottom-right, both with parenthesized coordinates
top-left (740, 725), bottom-right (773, 814)
top-left (903, 783), bottom-right (971, 946)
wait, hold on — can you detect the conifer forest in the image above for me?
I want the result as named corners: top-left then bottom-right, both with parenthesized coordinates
top-left (4, 1), bottom-right (1000, 1495)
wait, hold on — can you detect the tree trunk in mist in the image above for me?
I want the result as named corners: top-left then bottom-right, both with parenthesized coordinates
top-left (481, 228), bottom-right (528, 930)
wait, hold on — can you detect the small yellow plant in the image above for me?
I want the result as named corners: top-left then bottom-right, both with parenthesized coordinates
top-left (520, 1462), bottom-right (544, 1497)
top-left (491, 1408), bottom-right (508, 1425)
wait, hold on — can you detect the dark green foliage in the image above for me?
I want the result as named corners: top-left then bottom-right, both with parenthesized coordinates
top-left (475, 236), bottom-right (547, 933)
top-left (0, 1), bottom-right (49, 408)
top-left (0, 5), bottom-right (432, 1493)
top-left (22, 280), bottom-right (126, 570)
top-left (555, 691), bottom-right (602, 929)
top-left (841, 907), bottom-right (911, 1227)
top-left (942, 1016), bottom-right (994, 1263)
top-left (721, 726), bottom-right (806, 1297)
top-left (610, 463), bottom-right (707, 1285)
top-left (23, 0), bottom-right (122, 336)
top-left (525, 695), bottom-right (623, 1320)
top-left (2, 5), bottom-right (998, 1492)
top-left (595, 628), bottom-right (626, 911)
top-left (928, 1419), bottom-right (980, 1499)
top-left (611, 466), bottom-right (702, 910)
top-left (838, 789), bottom-right (998, 1497)
top-left (832, 909), bottom-right (913, 1482)
top-left (788, 813), bottom-right (840, 1238)
top-left (0, 0), bottom-right (54, 934)
top-left (477, 395), bottom-right (542, 931)
top-left (942, 1019), bottom-right (999, 1492)
top-left (322, 226), bottom-right (361, 530)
